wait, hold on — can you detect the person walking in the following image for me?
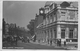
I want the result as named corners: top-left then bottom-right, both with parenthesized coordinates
top-left (64, 41), bottom-right (66, 46)
top-left (59, 39), bottom-right (61, 46)
top-left (58, 39), bottom-right (60, 46)
top-left (50, 40), bottom-right (52, 46)
top-left (57, 39), bottom-right (59, 46)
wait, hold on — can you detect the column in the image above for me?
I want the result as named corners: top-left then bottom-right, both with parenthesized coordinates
top-left (73, 28), bottom-right (78, 38)
top-left (47, 29), bottom-right (49, 39)
top-left (45, 30), bottom-right (48, 42)
top-left (65, 27), bottom-right (69, 39)
top-left (44, 30), bottom-right (46, 41)
top-left (49, 29), bottom-right (51, 40)
top-left (46, 30), bottom-right (48, 42)
top-left (48, 15), bottom-right (50, 24)
top-left (52, 28), bottom-right (54, 39)
top-left (50, 28), bottom-right (53, 39)
top-left (75, 11), bottom-right (78, 21)
top-left (46, 17), bottom-right (48, 25)
top-left (47, 29), bottom-right (49, 44)
top-left (50, 15), bottom-right (53, 23)
top-left (57, 25), bottom-right (61, 39)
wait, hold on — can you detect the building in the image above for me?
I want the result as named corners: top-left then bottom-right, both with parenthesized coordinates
top-left (34, 14), bottom-right (44, 41)
top-left (34, 1), bottom-right (78, 46)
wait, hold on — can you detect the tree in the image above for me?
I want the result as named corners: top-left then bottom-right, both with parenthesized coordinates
top-left (3, 18), bottom-right (6, 35)
top-left (27, 19), bottom-right (35, 36)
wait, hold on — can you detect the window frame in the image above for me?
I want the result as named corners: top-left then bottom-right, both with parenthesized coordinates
top-left (61, 28), bottom-right (65, 38)
top-left (69, 29), bottom-right (74, 38)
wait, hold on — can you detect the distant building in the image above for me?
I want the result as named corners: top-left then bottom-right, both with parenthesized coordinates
top-left (34, 1), bottom-right (78, 46)
top-left (5, 23), bottom-right (9, 34)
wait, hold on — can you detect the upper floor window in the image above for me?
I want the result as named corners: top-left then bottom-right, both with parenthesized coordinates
top-left (50, 4), bottom-right (53, 10)
top-left (61, 12), bottom-right (66, 14)
top-left (69, 10), bottom-right (75, 19)
top-left (61, 12), bottom-right (66, 16)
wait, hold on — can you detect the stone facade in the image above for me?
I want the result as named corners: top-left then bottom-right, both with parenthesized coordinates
top-left (34, 1), bottom-right (78, 45)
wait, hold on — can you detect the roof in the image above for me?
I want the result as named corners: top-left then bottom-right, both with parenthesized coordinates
top-left (45, 1), bottom-right (78, 8)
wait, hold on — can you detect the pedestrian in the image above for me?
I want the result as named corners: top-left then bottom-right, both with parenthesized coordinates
top-left (59, 39), bottom-right (61, 46)
top-left (57, 39), bottom-right (59, 46)
top-left (64, 41), bottom-right (66, 46)
top-left (58, 40), bottom-right (60, 46)
top-left (50, 40), bottom-right (52, 45)
top-left (48, 39), bottom-right (49, 44)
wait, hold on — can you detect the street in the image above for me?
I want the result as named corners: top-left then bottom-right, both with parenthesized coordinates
top-left (17, 40), bottom-right (66, 49)
top-left (2, 40), bottom-right (77, 50)
top-left (2, 39), bottom-right (77, 50)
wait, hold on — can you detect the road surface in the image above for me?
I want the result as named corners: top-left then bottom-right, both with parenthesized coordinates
top-left (17, 40), bottom-right (66, 49)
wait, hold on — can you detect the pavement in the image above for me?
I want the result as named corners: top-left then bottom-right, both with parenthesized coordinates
top-left (30, 41), bottom-right (78, 50)
top-left (30, 41), bottom-right (67, 49)
top-left (17, 41), bottom-right (66, 49)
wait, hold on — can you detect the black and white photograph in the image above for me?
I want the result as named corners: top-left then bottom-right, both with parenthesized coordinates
top-left (2, 0), bottom-right (78, 50)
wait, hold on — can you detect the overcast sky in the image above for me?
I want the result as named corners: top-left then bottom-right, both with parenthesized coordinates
top-left (3, 1), bottom-right (78, 29)
top-left (3, 1), bottom-right (46, 29)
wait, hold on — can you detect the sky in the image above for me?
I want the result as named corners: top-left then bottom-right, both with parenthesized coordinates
top-left (3, 1), bottom-right (78, 29)
top-left (3, 1), bottom-right (46, 29)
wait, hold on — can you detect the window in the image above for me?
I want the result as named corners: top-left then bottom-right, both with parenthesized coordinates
top-left (61, 12), bottom-right (66, 14)
top-left (48, 30), bottom-right (49, 38)
top-left (50, 29), bottom-right (53, 38)
top-left (53, 14), bottom-right (56, 22)
top-left (54, 30), bottom-right (56, 38)
top-left (61, 29), bottom-right (65, 38)
top-left (61, 12), bottom-right (66, 16)
top-left (69, 10), bottom-right (75, 19)
top-left (50, 4), bottom-right (53, 10)
top-left (66, 39), bottom-right (70, 42)
top-left (69, 29), bottom-right (73, 38)
top-left (66, 39), bottom-right (78, 42)
top-left (72, 39), bottom-right (77, 42)
top-left (49, 15), bottom-right (53, 23)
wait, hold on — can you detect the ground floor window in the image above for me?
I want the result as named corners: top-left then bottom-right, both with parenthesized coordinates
top-left (61, 29), bottom-right (65, 38)
top-left (69, 29), bottom-right (73, 38)
top-left (54, 30), bottom-right (56, 38)
top-left (72, 39), bottom-right (78, 42)
top-left (50, 29), bottom-right (53, 38)
top-left (66, 39), bottom-right (78, 42)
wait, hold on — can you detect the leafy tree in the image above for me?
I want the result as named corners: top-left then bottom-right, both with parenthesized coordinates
top-left (3, 18), bottom-right (6, 35)
top-left (27, 19), bottom-right (35, 36)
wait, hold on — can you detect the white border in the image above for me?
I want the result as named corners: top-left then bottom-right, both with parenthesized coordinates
top-left (0, 0), bottom-right (79, 51)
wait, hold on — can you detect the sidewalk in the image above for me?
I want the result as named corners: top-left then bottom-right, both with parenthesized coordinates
top-left (30, 41), bottom-right (77, 49)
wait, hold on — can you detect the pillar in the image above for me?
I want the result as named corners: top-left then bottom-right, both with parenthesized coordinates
top-left (65, 27), bottom-right (69, 39)
top-left (52, 28), bottom-right (54, 39)
top-left (57, 25), bottom-right (61, 39)
top-left (47, 29), bottom-right (49, 44)
top-left (45, 30), bottom-right (48, 42)
top-left (73, 28), bottom-right (78, 38)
